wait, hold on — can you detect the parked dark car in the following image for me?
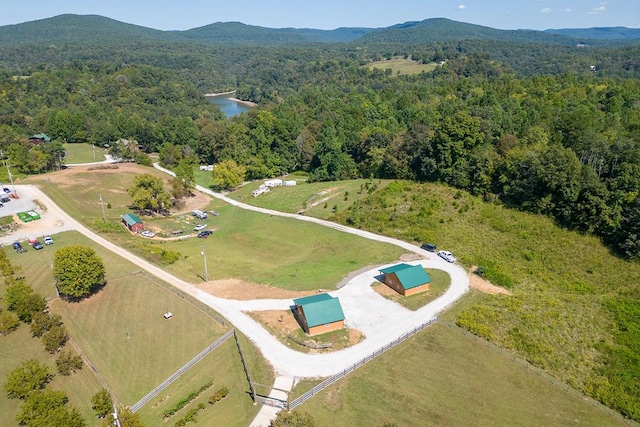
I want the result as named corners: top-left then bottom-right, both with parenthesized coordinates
top-left (421, 243), bottom-right (437, 252)
top-left (197, 230), bottom-right (213, 238)
top-left (12, 242), bottom-right (26, 253)
top-left (33, 241), bottom-right (44, 250)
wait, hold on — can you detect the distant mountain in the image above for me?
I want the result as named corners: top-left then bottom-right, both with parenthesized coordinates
top-left (545, 26), bottom-right (640, 40)
top-left (0, 14), bottom-right (171, 45)
top-left (0, 14), bottom-right (637, 48)
top-left (358, 18), bottom-right (577, 45)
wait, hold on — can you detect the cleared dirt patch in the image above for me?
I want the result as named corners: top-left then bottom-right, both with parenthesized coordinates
top-left (468, 266), bottom-right (512, 295)
top-left (196, 278), bottom-right (316, 300)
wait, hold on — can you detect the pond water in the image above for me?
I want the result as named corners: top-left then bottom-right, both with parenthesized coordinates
top-left (207, 96), bottom-right (251, 118)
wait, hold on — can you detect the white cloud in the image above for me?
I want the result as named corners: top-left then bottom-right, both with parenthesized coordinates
top-left (457, 4), bottom-right (466, 10)
top-left (588, 5), bottom-right (607, 14)
top-left (540, 7), bottom-right (552, 13)
top-left (563, 8), bottom-right (572, 12)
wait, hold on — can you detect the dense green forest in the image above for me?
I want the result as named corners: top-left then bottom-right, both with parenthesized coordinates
top-left (0, 15), bottom-right (639, 421)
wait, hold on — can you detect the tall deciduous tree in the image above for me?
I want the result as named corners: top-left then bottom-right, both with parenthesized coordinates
top-left (211, 159), bottom-right (246, 190)
top-left (53, 246), bottom-right (106, 300)
top-left (127, 173), bottom-right (171, 213)
top-left (91, 388), bottom-right (113, 418)
top-left (4, 359), bottom-right (53, 399)
top-left (17, 389), bottom-right (85, 427)
top-left (4, 279), bottom-right (46, 322)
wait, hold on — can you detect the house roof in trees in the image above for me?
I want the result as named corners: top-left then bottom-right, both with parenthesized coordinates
top-left (29, 133), bottom-right (51, 142)
top-left (121, 213), bottom-right (143, 227)
top-left (380, 263), bottom-right (431, 290)
top-left (293, 293), bottom-right (345, 327)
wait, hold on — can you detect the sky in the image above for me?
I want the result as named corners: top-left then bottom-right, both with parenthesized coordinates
top-left (0, 0), bottom-right (638, 31)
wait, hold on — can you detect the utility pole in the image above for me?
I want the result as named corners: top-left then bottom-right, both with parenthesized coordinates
top-left (99, 194), bottom-right (106, 222)
top-left (0, 150), bottom-right (16, 196)
top-left (200, 245), bottom-right (209, 281)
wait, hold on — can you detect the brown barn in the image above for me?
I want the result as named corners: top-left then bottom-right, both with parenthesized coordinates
top-left (379, 263), bottom-right (431, 296)
top-left (121, 213), bottom-right (145, 233)
top-left (293, 293), bottom-right (345, 336)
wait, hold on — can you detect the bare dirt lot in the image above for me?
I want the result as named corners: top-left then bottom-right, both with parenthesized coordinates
top-left (40, 163), bottom-right (212, 216)
top-left (195, 278), bottom-right (316, 300)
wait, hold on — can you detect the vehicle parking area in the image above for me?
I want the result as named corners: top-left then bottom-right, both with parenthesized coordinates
top-left (0, 186), bottom-right (74, 247)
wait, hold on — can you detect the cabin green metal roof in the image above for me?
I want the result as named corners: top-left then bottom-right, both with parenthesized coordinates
top-left (121, 213), bottom-right (143, 226)
top-left (293, 293), bottom-right (345, 327)
top-left (30, 133), bottom-right (51, 142)
top-left (381, 263), bottom-right (431, 290)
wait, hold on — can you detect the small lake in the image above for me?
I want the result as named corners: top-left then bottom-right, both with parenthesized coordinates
top-left (207, 96), bottom-right (251, 118)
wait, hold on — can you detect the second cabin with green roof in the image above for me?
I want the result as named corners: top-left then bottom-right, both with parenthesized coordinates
top-left (379, 263), bottom-right (431, 296)
top-left (293, 293), bottom-right (345, 336)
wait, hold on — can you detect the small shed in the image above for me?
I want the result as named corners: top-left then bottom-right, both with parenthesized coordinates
top-left (293, 293), bottom-right (345, 336)
top-left (379, 263), bottom-right (431, 296)
top-left (121, 213), bottom-right (145, 233)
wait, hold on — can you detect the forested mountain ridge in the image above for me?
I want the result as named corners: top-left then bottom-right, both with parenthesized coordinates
top-left (1, 14), bottom-right (639, 47)
top-left (546, 26), bottom-right (640, 40)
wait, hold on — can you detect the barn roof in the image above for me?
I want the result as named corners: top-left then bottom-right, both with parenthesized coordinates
top-left (121, 213), bottom-right (143, 226)
top-left (380, 263), bottom-right (431, 290)
top-left (293, 293), bottom-right (345, 327)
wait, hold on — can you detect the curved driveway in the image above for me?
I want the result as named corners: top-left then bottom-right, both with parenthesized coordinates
top-left (5, 174), bottom-right (468, 378)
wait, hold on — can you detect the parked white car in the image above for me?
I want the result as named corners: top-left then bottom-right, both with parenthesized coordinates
top-left (437, 250), bottom-right (456, 263)
top-left (140, 230), bottom-right (155, 238)
top-left (194, 224), bottom-right (207, 232)
top-left (43, 236), bottom-right (54, 245)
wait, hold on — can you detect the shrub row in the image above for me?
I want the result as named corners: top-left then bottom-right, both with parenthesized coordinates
top-left (163, 380), bottom-right (213, 418)
top-left (208, 386), bottom-right (229, 404)
top-left (174, 403), bottom-right (206, 427)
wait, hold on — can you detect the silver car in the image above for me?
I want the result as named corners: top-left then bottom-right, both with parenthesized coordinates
top-left (437, 250), bottom-right (456, 263)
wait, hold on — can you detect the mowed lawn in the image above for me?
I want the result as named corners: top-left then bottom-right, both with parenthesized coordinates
top-left (63, 142), bottom-right (108, 164)
top-left (27, 166), bottom-right (405, 291)
top-left (2, 231), bottom-right (250, 408)
top-left (159, 206), bottom-right (404, 290)
top-left (295, 322), bottom-right (627, 427)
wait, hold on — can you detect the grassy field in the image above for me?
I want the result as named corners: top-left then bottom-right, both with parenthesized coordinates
top-left (294, 322), bottom-right (627, 427)
top-left (364, 57), bottom-right (439, 76)
top-left (27, 167), bottom-right (405, 291)
top-left (227, 178), bottom-right (391, 220)
top-left (1, 231), bottom-right (273, 425)
top-left (156, 206), bottom-right (404, 290)
top-left (329, 180), bottom-right (640, 420)
top-left (63, 142), bottom-right (108, 164)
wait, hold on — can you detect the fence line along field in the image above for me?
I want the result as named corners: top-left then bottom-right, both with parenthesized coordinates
top-left (1, 231), bottom-right (272, 426)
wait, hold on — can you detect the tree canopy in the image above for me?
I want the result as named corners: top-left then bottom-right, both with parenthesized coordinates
top-left (53, 245), bottom-right (106, 299)
top-left (127, 173), bottom-right (172, 213)
top-left (4, 359), bottom-right (53, 400)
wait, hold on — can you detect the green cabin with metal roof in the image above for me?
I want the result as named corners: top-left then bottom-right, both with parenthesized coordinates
top-left (379, 263), bottom-right (431, 296)
top-left (121, 213), bottom-right (145, 233)
top-left (293, 293), bottom-right (345, 336)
